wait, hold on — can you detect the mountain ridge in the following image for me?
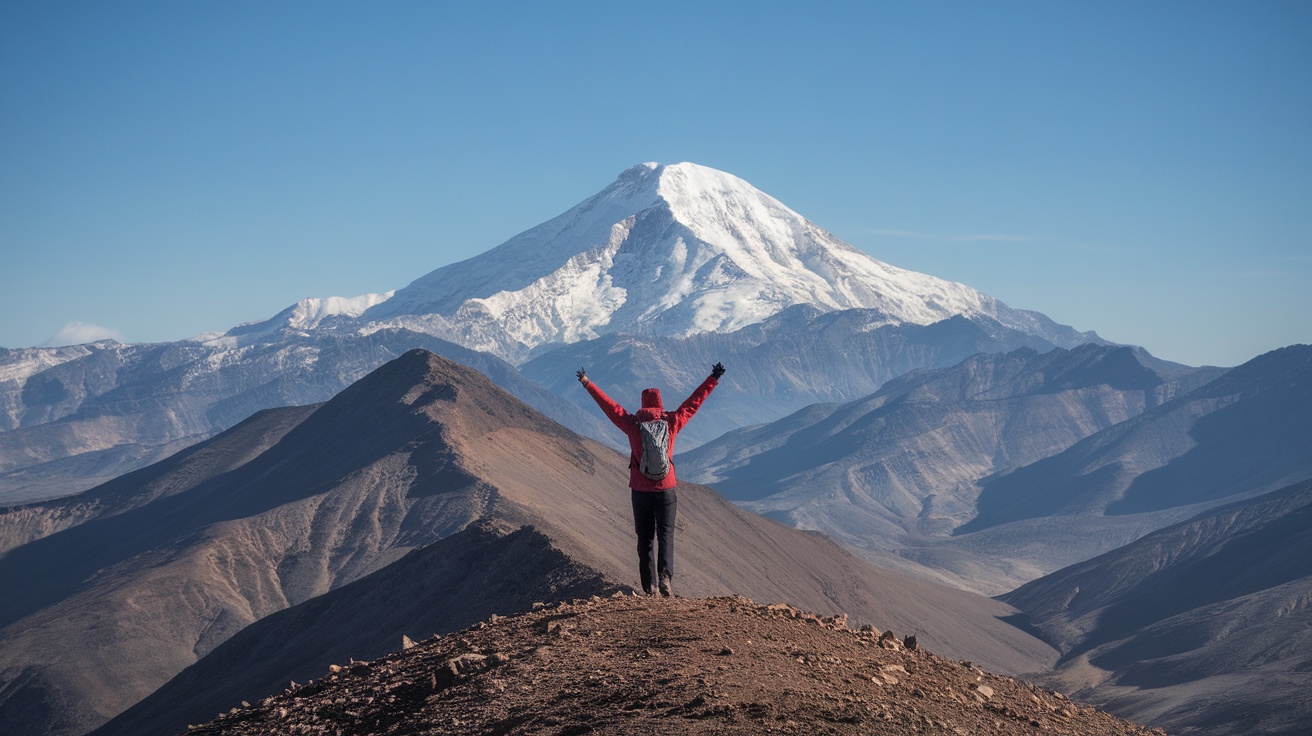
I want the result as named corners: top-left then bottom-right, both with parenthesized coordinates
top-left (962, 343), bottom-right (1312, 534)
top-left (519, 307), bottom-right (1081, 448)
top-left (0, 330), bottom-right (617, 505)
top-left (678, 343), bottom-right (1222, 592)
top-left (0, 349), bottom-right (1057, 736)
top-left (1002, 478), bottom-right (1312, 735)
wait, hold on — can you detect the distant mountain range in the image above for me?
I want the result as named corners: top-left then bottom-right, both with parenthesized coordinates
top-left (0, 331), bottom-right (616, 505)
top-left (963, 344), bottom-right (1312, 531)
top-left (0, 351), bottom-right (1056, 736)
top-left (520, 305), bottom-right (1076, 448)
top-left (0, 162), bottom-right (1097, 503)
top-left (682, 345), bottom-right (1312, 595)
top-left (5, 162), bottom-right (1308, 735)
top-left (1004, 477), bottom-right (1312, 735)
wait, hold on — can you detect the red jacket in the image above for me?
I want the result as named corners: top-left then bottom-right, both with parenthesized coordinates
top-left (583, 376), bottom-right (718, 491)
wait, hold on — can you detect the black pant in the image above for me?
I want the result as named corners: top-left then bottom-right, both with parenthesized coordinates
top-left (631, 488), bottom-right (676, 592)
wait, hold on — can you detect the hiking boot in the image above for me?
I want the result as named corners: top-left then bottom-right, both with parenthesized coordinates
top-left (658, 574), bottom-right (673, 598)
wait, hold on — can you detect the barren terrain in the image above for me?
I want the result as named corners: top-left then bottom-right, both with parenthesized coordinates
top-left (190, 595), bottom-right (1160, 736)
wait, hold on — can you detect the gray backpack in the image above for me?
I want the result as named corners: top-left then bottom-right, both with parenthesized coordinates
top-left (638, 419), bottom-right (671, 481)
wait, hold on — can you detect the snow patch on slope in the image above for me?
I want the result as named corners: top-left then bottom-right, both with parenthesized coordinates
top-left (225, 291), bottom-right (396, 339)
top-left (284, 292), bottom-right (396, 330)
top-left (0, 345), bottom-right (97, 385)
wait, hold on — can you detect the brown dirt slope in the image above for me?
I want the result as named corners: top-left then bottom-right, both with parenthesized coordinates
top-left (188, 594), bottom-right (1159, 736)
top-left (92, 521), bottom-right (613, 736)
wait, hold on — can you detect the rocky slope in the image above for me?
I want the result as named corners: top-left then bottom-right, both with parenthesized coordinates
top-left (1002, 478), bottom-right (1312, 735)
top-left (678, 344), bottom-right (1220, 593)
top-left (0, 350), bottom-right (1056, 736)
top-left (163, 595), bottom-right (1160, 736)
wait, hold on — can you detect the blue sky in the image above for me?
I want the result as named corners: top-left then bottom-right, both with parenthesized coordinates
top-left (2, 1), bottom-right (1309, 367)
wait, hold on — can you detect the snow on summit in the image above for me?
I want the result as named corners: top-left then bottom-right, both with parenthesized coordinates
top-left (265, 162), bottom-right (1082, 362)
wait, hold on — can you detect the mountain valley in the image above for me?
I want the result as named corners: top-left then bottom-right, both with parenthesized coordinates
top-left (1004, 478), bottom-right (1312, 735)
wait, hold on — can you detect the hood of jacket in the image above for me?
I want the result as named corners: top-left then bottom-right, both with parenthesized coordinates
top-left (641, 388), bottom-right (663, 410)
top-left (636, 388), bottom-right (664, 422)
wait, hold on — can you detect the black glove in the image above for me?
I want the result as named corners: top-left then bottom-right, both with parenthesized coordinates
top-left (576, 367), bottom-right (588, 384)
top-left (711, 362), bottom-right (726, 379)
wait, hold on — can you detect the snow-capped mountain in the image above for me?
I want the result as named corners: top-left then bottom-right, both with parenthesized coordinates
top-left (351, 162), bottom-right (1090, 361)
top-left (0, 161), bottom-right (1099, 503)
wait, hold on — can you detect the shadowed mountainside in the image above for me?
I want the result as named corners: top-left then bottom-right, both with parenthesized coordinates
top-left (94, 520), bottom-right (610, 736)
top-left (962, 344), bottom-right (1312, 532)
top-left (679, 344), bottom-right (1220, 592)
top-left (1003, 479), bottom-right (1312, 735)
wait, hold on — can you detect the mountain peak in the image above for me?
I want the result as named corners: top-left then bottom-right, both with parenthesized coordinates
top-left (612, 159), bottom-right (741, 186)
top-left (608, 161), bottom-right (800, 232)
top-left (349, 163), bottom-right (1091, 362)
top-left (323, 348), bottom-right (571, 444)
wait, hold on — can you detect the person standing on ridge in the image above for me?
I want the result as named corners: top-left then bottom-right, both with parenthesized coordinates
top-left (577, 362), bottom-right (725, 597)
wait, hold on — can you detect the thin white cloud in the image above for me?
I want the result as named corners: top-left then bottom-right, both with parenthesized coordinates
top-left (863, 228), bottom-right (1036, 244)
top-left (42, 322), bottom-right (123, 346)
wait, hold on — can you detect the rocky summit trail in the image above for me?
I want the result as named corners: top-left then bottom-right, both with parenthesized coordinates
top-left (189, 595), bottom-right (1161, 736)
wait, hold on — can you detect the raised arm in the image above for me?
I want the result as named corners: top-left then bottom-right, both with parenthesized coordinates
top-left (578, 368), bottom-right (632, 430)
top-left (671, 363), bottom-right (724, 430)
